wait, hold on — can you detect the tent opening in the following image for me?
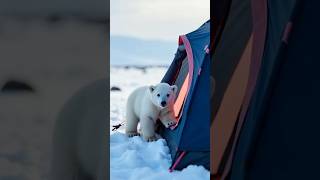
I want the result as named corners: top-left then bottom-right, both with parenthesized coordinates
top-left (170, 54), bottom-right (189, 129)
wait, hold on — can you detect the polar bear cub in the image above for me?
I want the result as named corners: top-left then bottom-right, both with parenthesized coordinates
top-left (125, 83), bottom-right (177, 141)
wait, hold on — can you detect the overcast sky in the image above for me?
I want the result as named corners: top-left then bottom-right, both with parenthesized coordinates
top-left (110, 0), bottom-right (210, 42)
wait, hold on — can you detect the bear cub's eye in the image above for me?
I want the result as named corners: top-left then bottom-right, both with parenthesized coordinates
top-left (157, 94), bottom-right (160, 97)
top-left (166, 94), bottom-right (170, 97)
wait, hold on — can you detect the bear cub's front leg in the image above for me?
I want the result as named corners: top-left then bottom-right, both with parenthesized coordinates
top-left (159, 107), bottom-right (177, 128)
top-left (125, 104), bottom-right (140, 137)
top-left (140, 116), bottom-right (157, 142)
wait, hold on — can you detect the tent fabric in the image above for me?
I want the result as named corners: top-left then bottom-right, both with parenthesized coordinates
top-left (161, 50), bottom-right (187, 85)
top-left (230, 0), bottom-right (314, 179)
top-left (213, 0), bottom-right (320, 179)
top-left (212, 35), bottom-right (252, 174)
top-left (228, 0), bottom-right (298, 178)
top-left (173, 73), bottom-right (189, 118)
top-left (211, 0), bottom-right (232, 51)
top-left (211, 0), bottom-right (252, 175)
top-left (211, 0), bottom-right (252, 122)
top-left (159, 20), bottom-right (210, 170)
top-left (221, 0), bottom-right (268, 178)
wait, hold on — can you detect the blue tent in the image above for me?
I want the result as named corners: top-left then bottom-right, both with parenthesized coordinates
top-left (159, 20), bottom-right (210, 171)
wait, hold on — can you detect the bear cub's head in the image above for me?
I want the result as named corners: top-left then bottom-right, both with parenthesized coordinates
top-left (149, 83), bottom-right (177, 109)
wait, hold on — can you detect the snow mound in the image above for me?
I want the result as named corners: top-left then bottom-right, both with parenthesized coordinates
top-left (110, 133), bottom-right (209, 180)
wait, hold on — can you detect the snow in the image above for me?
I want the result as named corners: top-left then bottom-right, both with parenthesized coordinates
top-left (110, 66), bottom-right (210, 180)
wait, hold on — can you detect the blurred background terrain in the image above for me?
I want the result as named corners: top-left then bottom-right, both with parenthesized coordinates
top-left (0, 0), bottom-right (108, 179)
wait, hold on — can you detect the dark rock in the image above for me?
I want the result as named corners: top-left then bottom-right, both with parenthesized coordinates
top-left (1, 80), bottom-right (35, 93)
top-left (110, 86), bottom-right (121, 91)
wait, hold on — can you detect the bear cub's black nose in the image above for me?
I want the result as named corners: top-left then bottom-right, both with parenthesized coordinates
top-left (161, 101), bottom-right (167, 107)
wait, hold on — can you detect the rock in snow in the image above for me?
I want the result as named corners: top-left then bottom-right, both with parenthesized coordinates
top-left (111, 86), bottom-right (121, 91)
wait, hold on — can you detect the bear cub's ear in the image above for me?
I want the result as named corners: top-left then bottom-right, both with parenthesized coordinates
top-left (171, 85), bottom-right (178, 94)
top-left (149, 85), bottom-right (155, 92)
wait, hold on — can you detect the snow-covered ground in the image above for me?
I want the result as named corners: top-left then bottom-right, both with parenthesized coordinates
top-left (110, 66), bottom-right (209, 180)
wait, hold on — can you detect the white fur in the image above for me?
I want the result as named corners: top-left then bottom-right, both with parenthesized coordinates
top-left (125, 83), bottom-right (177, 141)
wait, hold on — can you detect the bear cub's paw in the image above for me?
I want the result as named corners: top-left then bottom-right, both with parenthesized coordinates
top-left (144, 135), bottom-right (157, 142)
top-left (161, 118), bottom-right (176, 128)
top-left (126, 131), bottom-right (140, 137)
